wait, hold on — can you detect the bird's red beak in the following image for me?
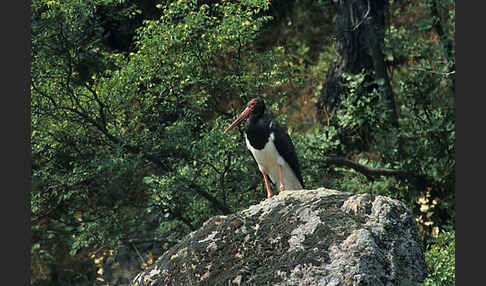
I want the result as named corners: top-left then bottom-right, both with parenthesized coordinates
top-left (224, 105), bottom-right (252, 134)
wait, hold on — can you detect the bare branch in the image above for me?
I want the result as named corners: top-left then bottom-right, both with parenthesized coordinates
top-left (83, 82), bottom-right (107, 125)
top-left (124, 238), bottom-right (179, 246)
top-left (315, 156), bottom-right (429, 190)
top-left (350, 0), bottom-right (370, 31)
top-left (408, 67), bottom-right (455, 77)
top-left (187, 179), bottom-right (231, 215)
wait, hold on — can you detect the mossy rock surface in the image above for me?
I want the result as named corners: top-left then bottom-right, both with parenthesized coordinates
top-left (131, 188), bottom-right (426, 286)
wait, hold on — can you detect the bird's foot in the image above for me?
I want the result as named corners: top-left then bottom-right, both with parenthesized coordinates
top-left (267, 188), bottom-right (273, 198)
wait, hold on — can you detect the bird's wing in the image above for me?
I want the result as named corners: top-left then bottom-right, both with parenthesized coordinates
top-left (270, 120), bottom-right (305, 188)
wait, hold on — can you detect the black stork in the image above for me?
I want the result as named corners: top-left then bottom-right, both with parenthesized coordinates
top-left (224, 98), bottom-right (304, 199)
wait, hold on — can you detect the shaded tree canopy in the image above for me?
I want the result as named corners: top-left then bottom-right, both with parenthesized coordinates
top-left (31, 0), bottom-right (455, 284)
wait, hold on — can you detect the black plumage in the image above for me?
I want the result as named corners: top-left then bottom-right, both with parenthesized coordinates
top-left (225, 98), bottom-right (305, 198)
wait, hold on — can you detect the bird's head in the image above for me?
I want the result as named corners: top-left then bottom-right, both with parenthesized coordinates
top-left (224, 98), bottom-right (265, 134)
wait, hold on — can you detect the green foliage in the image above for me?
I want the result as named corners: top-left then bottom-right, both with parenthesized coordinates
top-left (423, 230), bottom-right (455, 286)
top-left (31, 0), bottom-right (290, 283)
top-left (304, 0), bottom-right (456, 239)
top-left (387, 0), bottom-right (455, 235)
top-left (31, 0), bottom-right (455, 284)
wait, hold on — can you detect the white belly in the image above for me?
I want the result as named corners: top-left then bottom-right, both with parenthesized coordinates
top-left (245, 134), bottom-right (303, 191)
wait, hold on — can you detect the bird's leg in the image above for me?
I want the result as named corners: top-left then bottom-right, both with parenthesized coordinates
top-left (279, 165), bottom-right (284, 192)
top-left (262, 171), bottom-right (273, 199)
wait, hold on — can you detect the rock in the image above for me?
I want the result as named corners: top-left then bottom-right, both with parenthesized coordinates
top-left (130, 188), bottom-right (426, 286)
top-left (95, 214), bottom-right (169, 286)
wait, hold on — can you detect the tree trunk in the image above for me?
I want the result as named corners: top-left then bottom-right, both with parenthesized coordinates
top-left (428, 0), bottom-right (455, 94)
top-left (317, 0), bottom-right (398, 131)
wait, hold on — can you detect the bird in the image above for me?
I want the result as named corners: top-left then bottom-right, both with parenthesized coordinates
top-left (224, 98), bottom-right (304, 199)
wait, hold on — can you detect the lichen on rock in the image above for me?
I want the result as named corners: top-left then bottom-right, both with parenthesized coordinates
top-left (131, 188), bottom-right (426, 286)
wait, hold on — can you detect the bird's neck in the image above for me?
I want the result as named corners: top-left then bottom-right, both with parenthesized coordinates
top-left (248, 112), bottom-right (263, 123)
top-left (245, 113), bottom-right (271, 150)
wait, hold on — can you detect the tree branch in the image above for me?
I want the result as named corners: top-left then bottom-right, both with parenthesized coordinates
top-left (84, 82), bottom-right (107, 126)
top-left (220, 152), bottom-right (232, 204)
top-left (124, 238), bottom-right (179, 246)
top-left (348, 0), bottom-right (370, 31)
top-left (187, 180), bottom-right (231, 215)
top-left (407, 67), bottom-right (455, 77)
top-left (429, 0), bottom-right (455, 93)
top-left (316, 156), bottom-right (428, 189)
